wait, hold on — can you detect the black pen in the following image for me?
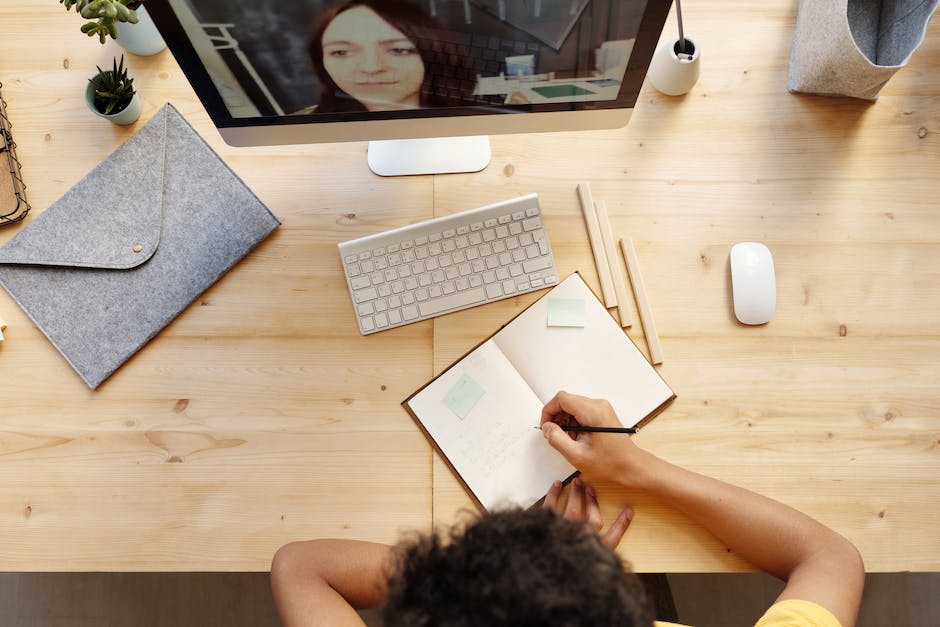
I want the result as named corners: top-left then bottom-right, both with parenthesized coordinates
top-left (561, 425), bottom-right (638, 434)
top-left (536, 425), bottom-right (638, 434)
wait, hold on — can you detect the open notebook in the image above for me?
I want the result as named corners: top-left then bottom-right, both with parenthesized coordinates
top-left (403, 272), bottom-right (675, 511)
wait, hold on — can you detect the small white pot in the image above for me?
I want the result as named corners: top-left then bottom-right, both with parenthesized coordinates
top-left (648, 36), bottom-right (701, 96)
top-left (85, 80), bottom-right (142, 125)
top-left (115, 5), bottom-right (167, 56)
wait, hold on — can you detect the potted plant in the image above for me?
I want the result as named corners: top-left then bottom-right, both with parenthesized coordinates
top-left (85, 55), bottom-right (142, 125)
top-left (60, 0), bottom-right (166, 55)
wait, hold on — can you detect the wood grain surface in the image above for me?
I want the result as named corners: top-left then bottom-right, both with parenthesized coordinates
top-left (0, 1), bottom-right (938, 572)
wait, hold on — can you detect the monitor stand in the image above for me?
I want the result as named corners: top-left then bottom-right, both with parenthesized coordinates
top-left (367, 136), bottom-right (491, 176)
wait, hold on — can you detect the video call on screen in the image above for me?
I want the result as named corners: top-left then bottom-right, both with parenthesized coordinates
top-left (176, 0), bottom-right (648, 117)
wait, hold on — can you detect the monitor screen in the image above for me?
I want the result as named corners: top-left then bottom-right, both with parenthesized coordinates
top-left (146, 0), bottom-right (671, 151)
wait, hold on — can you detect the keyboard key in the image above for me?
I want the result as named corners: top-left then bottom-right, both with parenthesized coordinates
top-left (358, 251), bottom-right (372, 261)
top-left (509, 222), bottom-right (522, 236)
top-left (355, 287), bottom-right (377, 302)
top-left (498, 214), bottom-right (511, 224)
top-left (485, 283), bottom-right (503, 299)
top-left (372, 247), bottom-right (386, 256)
top-left (344, 254), bottom-right (357, 264)
top-left (523, 256), bottom-right (553, 273)
top-left (429, 232), bottom-right (442, 242)
top-left (402, 292), bottom-right (416, 305)
top-left (511, 211), bottom-right (525, 220)
top-left (375, 299), bottom-right (388, 312)
top-left (388, 295), bottom-right (402, 308)
top-left (387, 244), bottom-right (400, 253)
top-left (509, 264), bottom-right (522, 277)
top-left (371, 271), bottom-right (385, 285)
top-left (503, 280), bottom-right (516, 294)
top-left (375, 313), bottom-right (389, 328)
top-left (443, 229), bottom-right (456, 238)
top-left (484, 218), bottom-right (497, 228)
top-left (525, 207), bottom-right (540, 217)
top-left (416, 288), bottom-right (429, 301)
top-left (388, 309), bottom-right (403, 325)
top-left (418, 287), bottom-right (486, 317)
top-left (361, 316), bottom-right (375, 332)
top-left (470, 222), bottom-right (483, 231)
top-left (525, 245), bottom-right (539, 259)
top-left (350, 275), bottom-right (371, 290)
top-left (357, 302), bottom-right (375, 316)
top-left (346, 263), bottom-right (361, 277)
top-left (496, 267), bottom-right (509, 281)
top-left (378, 285), bottom-right (391, 298)
top-left (361, 260), bottom-right (375, 273)
top-left (482, 230), bottom-right (496, 242)
top-left (531, 277), bottom-right (544, 287)
top-left (522, 217), bottom-right (541, 231)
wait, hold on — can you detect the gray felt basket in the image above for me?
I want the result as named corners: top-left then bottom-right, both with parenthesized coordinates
top-left (789, 0), bottom-right (939, 100)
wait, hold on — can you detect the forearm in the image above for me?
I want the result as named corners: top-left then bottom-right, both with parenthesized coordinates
top-left (630, 451), bottom-right (849, 578)
top-left (628, 450), bottom-right (863, 626)
top-left (271, 539), bottom-right (394, 627)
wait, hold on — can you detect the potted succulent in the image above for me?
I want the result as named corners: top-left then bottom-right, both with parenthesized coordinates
top-left (60, 0), bottom-right (166, 55)
top-left (85, 55), bottom-right (142, 125)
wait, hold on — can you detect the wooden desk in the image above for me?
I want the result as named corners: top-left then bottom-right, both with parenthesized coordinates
top-left (1, 1), bottom-right (937, 572)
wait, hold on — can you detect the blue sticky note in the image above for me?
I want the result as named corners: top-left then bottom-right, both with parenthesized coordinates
top-left (443, 374), bottom-right (486, 419)
top-left (547, 298), bottom-right (586, 327)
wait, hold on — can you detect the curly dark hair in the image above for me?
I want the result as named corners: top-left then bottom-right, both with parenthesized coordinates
top-left (382, 508), bottom-right (654, 627)
top-left (308, 0), bottom-right (478, 113)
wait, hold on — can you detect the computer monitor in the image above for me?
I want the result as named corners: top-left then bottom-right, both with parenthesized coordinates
top-left (145, 0), bottom-right (671, 176)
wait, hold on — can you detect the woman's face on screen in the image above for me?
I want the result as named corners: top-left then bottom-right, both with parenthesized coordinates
top-left (321, 6), bottom-right (425, 111)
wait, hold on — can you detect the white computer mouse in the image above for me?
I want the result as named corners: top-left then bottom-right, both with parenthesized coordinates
top-left (730, 242), bottom-right (776, 325)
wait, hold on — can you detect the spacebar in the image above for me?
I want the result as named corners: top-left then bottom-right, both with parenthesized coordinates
top-left (418, 287), bottom-right (487, 317)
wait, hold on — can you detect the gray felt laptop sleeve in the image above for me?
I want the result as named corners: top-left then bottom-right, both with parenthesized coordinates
top-left (0, 103), bottom-right (281, 388)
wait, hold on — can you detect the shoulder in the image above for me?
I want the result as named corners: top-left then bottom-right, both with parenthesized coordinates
top-left (756, 599), bottom-right (844, 627)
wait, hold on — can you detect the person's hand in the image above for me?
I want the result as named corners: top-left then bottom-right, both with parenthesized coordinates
top-left (540, 390), bottom-right (650, 488)
top-left (542, 476), bottom-right (633, 549)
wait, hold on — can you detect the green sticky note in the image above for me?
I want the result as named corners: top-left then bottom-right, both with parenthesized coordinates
top-left (547, 298), bottom-right (586, 327)
top-left (443, 374), bottom-right (486, 419)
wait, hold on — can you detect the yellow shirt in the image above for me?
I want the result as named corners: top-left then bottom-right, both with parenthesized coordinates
top-left (654, 599), bottom-right (842, 627)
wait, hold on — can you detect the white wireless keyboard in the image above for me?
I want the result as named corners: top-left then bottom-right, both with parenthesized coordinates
top-left (338, 193), bottom-right (559, 334)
